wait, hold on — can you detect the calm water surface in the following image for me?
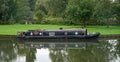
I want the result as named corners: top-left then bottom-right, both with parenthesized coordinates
top-left (0, 38), bottom-right (120, 62)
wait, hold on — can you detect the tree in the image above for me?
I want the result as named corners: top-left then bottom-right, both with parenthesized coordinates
top-left (15, 0), bottom-right (32, 23)
top-left (112, 0), bottom-right (120, 23)
top-left (35, 10), bottom-right (45, 23)
top-left (0, 0), bottom-right (16, 24)
top-left (8, 15), bottom-right (15, 24)
top-left (93, 0), bottom-right (114, 27)
top-left (28, 0), bottom-right (37, 22)
top-left (46, 0), bottom-right (68, 17)
top-left (65, 0), bottom-right (95, 27)
top-left (15, 0), bottom-right (36, 24)
top-left (29, 0), bottom-right (36, 11)
top-left (0, 0), bottom-right (36, 24)
top-left (35, 1), bottom-right (48, 15)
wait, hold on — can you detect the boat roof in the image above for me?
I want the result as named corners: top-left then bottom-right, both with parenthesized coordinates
top-left (28, 29), bottom-right (86, 32)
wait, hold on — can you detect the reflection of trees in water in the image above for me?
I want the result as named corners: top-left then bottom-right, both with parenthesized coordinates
top-left (66, 39), bottom-right (120, 62)
top-left (0, 40), bottom-right (17, 62)
top-left (0, 39), bottom-right (37, 62)
top-left (67, 45), bottom-right (107, 62)
top-left (17, 42), bottom-right (36, 62)
top-left (49, 42), bottom-right (116, 62)
top-left (26, 48), bottom-right (36, 62)
top-left (117, 39), bottom-right (120, 57)
top-left (49, 48), bottom-right (68, 62)
top-left (0, 39), bottom-right (117, 62)
top-left (103, 39), bottom-right (120, 61)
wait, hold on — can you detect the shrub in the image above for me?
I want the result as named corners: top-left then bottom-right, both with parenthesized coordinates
top-left (35, 10), bottom-right (45, 23)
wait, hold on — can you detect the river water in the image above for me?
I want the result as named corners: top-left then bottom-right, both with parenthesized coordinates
top-left (0, 38), bottom-right (120, 62)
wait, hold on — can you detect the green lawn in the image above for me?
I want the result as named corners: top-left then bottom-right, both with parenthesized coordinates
top-left (0, 24), bottom-right (120, 35)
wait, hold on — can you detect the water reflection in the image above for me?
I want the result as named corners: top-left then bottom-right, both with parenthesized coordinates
top-left (17, 39), bottom-right (99, 48)
top-left (0, 40), bottom-right (17, 62)
top-left (0, 38), bottom-right (120, 62)
top-left (17, 39), bottom-right (99, 62)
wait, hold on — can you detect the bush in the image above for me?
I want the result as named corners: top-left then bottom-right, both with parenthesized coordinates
top-left (35, 10), bottom-right (45, 23)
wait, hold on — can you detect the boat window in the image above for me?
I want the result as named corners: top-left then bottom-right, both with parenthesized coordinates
top-left (30, 32), bottom-right (33, 36)
top-left (65, 32), bottom-right (67, 35)
top-left (49, 32), bottom-right (55, 36)
top-left (75, 32), bottom-right (78, 35)
top-left (39, 32), bottom-right (42, 35)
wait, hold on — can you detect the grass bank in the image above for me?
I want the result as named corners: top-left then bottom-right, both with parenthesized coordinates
top-left (0, 24), bottom-right (120, 35)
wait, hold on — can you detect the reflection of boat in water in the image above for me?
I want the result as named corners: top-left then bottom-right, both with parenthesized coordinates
top-left (17, 29), bottom-right (100, 39)
top-left (17, 39), bottom-right (99, 49)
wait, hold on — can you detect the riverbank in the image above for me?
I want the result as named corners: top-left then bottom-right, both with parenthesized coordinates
top-left (0, 24), bottom-right (120, 35)
top-left (99, 34), bottom-right (120, 38)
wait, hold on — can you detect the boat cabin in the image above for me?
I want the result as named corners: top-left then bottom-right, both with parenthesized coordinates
top-left (17, 28), bottom-right (100, 39)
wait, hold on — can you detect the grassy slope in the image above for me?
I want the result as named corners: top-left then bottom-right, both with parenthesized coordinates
top-left (0, 24), bottom-right (120, 35)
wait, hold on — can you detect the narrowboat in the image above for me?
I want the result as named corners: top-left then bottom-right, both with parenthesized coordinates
top-left (17, 29), bottom-right (100, 39)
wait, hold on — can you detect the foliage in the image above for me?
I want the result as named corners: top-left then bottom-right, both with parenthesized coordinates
top-left (0, 0), bottom-right (16, 24)
top-left (35, 0), bottom-right (48, 15)
top-left (29, 0), bottom-right (36, 11)
top-left (0, 0), bottom-right (119, 25)
top-left (8, 15), bottom-right (15, 24)
top-left (93, 0), bottom-right (114, 27)
top-left (65, 0), bottom-right (95, 27)
top-left (46, 0), bottom-right (68, 17)
top-left (0, 0), bottom-right (36, 24)
top-left (28, 0), bottom-right (36, 22)
top-left (112, 2), bottom-right (120, 22)
top-left (35, 10), bottom-right (45, 23)
top-left (15, 0), bottom-right (31, 22)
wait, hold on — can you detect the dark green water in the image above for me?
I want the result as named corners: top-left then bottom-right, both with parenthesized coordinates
top-left (0, 38), bottom-right (120, 62)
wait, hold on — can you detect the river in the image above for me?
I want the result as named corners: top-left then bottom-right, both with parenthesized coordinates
top-left (0, 38), bottom-right (120, 62)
